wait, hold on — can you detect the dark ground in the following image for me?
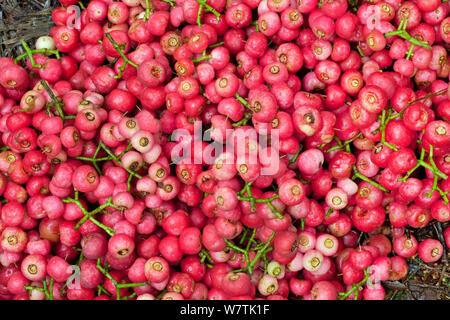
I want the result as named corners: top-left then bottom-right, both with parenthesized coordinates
top-left (384, 221), bottom-right (449, 300)
top-left (0, 0), bottom-right (58, 57)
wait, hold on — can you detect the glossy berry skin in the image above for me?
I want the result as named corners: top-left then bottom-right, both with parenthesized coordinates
top-left (351, 206), bottom-right (385, 233)
top-left (329, 152), bottom-right (356, 179)
top-left (72, 165), bottom-right (99, 192)
top-left (388, 148), bottom-right (418, 174)
top-left (279, 179), bottom-right (305, 206)
top-left (393, 234), bottom-right (418, 258)
top-left (418, 239), bottom-right (444, 263)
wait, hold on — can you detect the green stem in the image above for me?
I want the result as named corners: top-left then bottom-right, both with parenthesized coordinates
top-left (88, 216), bottom-right (115, 236)
top-left (62, 196), bottom-right (115, 235)
top-left (427, 145), bottom-right (448, 179)
top-left (398, 163), bottom-right (421, 182)
top-left (239, 228), bottom-right (250, 245)
top-left (117, 142), bottom-right (133, 160)
top-left (420, 160), bottom-right (448, 180)
top-left (200, 248), bottom-right (214, 264)
top-left (262, 254), bottom-right (269, 274)
top-left (356, 45), bottom-right (365, 57)
top-left (426, 146), bottom-right (449, 203)
top-left (252, 241), bottom-right (266, 251)
top-left (74, 156), bottom-right (114, 163)
top-left (267, 202), bottom-right (284, 219)
top-left (380, 109), bottom-right (398, 151)
top-left (77, 252), bottom-right (84, 266)
top-left (156, 289), bottom-right (168, 300)
top-left (160, 0), bottom-right (175, 7)
top-left (398, 147), bottom-right (425, 182)
top-left (408, 35), bottom-right (431, 50)
top-left (194, 0), bottom-right (221, 20)
top-left (252, 20), bottom-right (259, 32)
top-left (96, 258), bottom-right (124, 300)
top-left (97, 285), bottom-right (112, 297)
top-left (224, 239), bottom-right (247, 254)
top-left (127, 163), bottom-right (145, 192)
top-left (338, 269), bottom-right (370, 300)
top-left (197, 4), bottom-right (204, 27)
top-left (192, 54), bottom-right (212, 63)
top-left (99, 142), bottom-right (143, 179)
top-left (20, 40), bottom-right (41, 68)
top-left (97, 258), bottom-right (136, 300)
top-left (436, 186), bottom-right (449, 204)
top-left (40, 80), bottom-right (67, 121)
top-left (289, 145), bottom-right (303, 164)
top-left (326, 208), bottom-right (333, 219)
top-left (326, 136), bottom-right (344, 153)
top-left (353, 166), bottom-right (389, 193)
top-left (91, 143), bottom-right (102, 174)
top-left (244, 181), bottom-right (256, 212)
top-left (399, 18), bottom-right (406, 31)
top-left (247, 232), bottom-right (276, 275)
top-left (104, 33), bottom-right (138, 80)
top-left (235, 93), bottom-right (253, 112)
top-left (385, 20), bottom-right (431, 50)
top-left (327, 133), bottom-right (362, 153)
top-left (245, 228), bottom-right (257, 253)
top-left (24, 285), bottom-right (44, 292)
top-left (143, 0), bottom-right (151, 21)
top-left (122, 292), bottom-right (137, 300)
top-left (208, 41), bottom-right (224, 49)
top-left (253, 195), bottom-right (279, 203)
top-left (117, 281), bottom-right (150, 289)
top-left (48, 278), bottom-right (54, 300)
top-left (42, 278), bottom-right (50, 300)
top-left (97, 259), bottom-right (117, 283)
top-left (426, 174), bottom-right (439, 198)
top-left (230, 250), bottom-right (249, 272)
top-left (15, 48), bottom-right (60, 64)
top-left (238, 194), bottom-right (283, 218)
top-left (407, 89), bottom-right (448, 106)
top-left (385, 30), bottom-right (404, 37)
top-left (406, 44), bottom-right (415, 60)
top-left (232, 112), bottom-right (252, 127)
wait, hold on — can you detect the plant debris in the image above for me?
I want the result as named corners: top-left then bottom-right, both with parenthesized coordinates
top-left (0, 0), bottom-right (58, 58)
top-left (385, 221), bottom-right (450, 300)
